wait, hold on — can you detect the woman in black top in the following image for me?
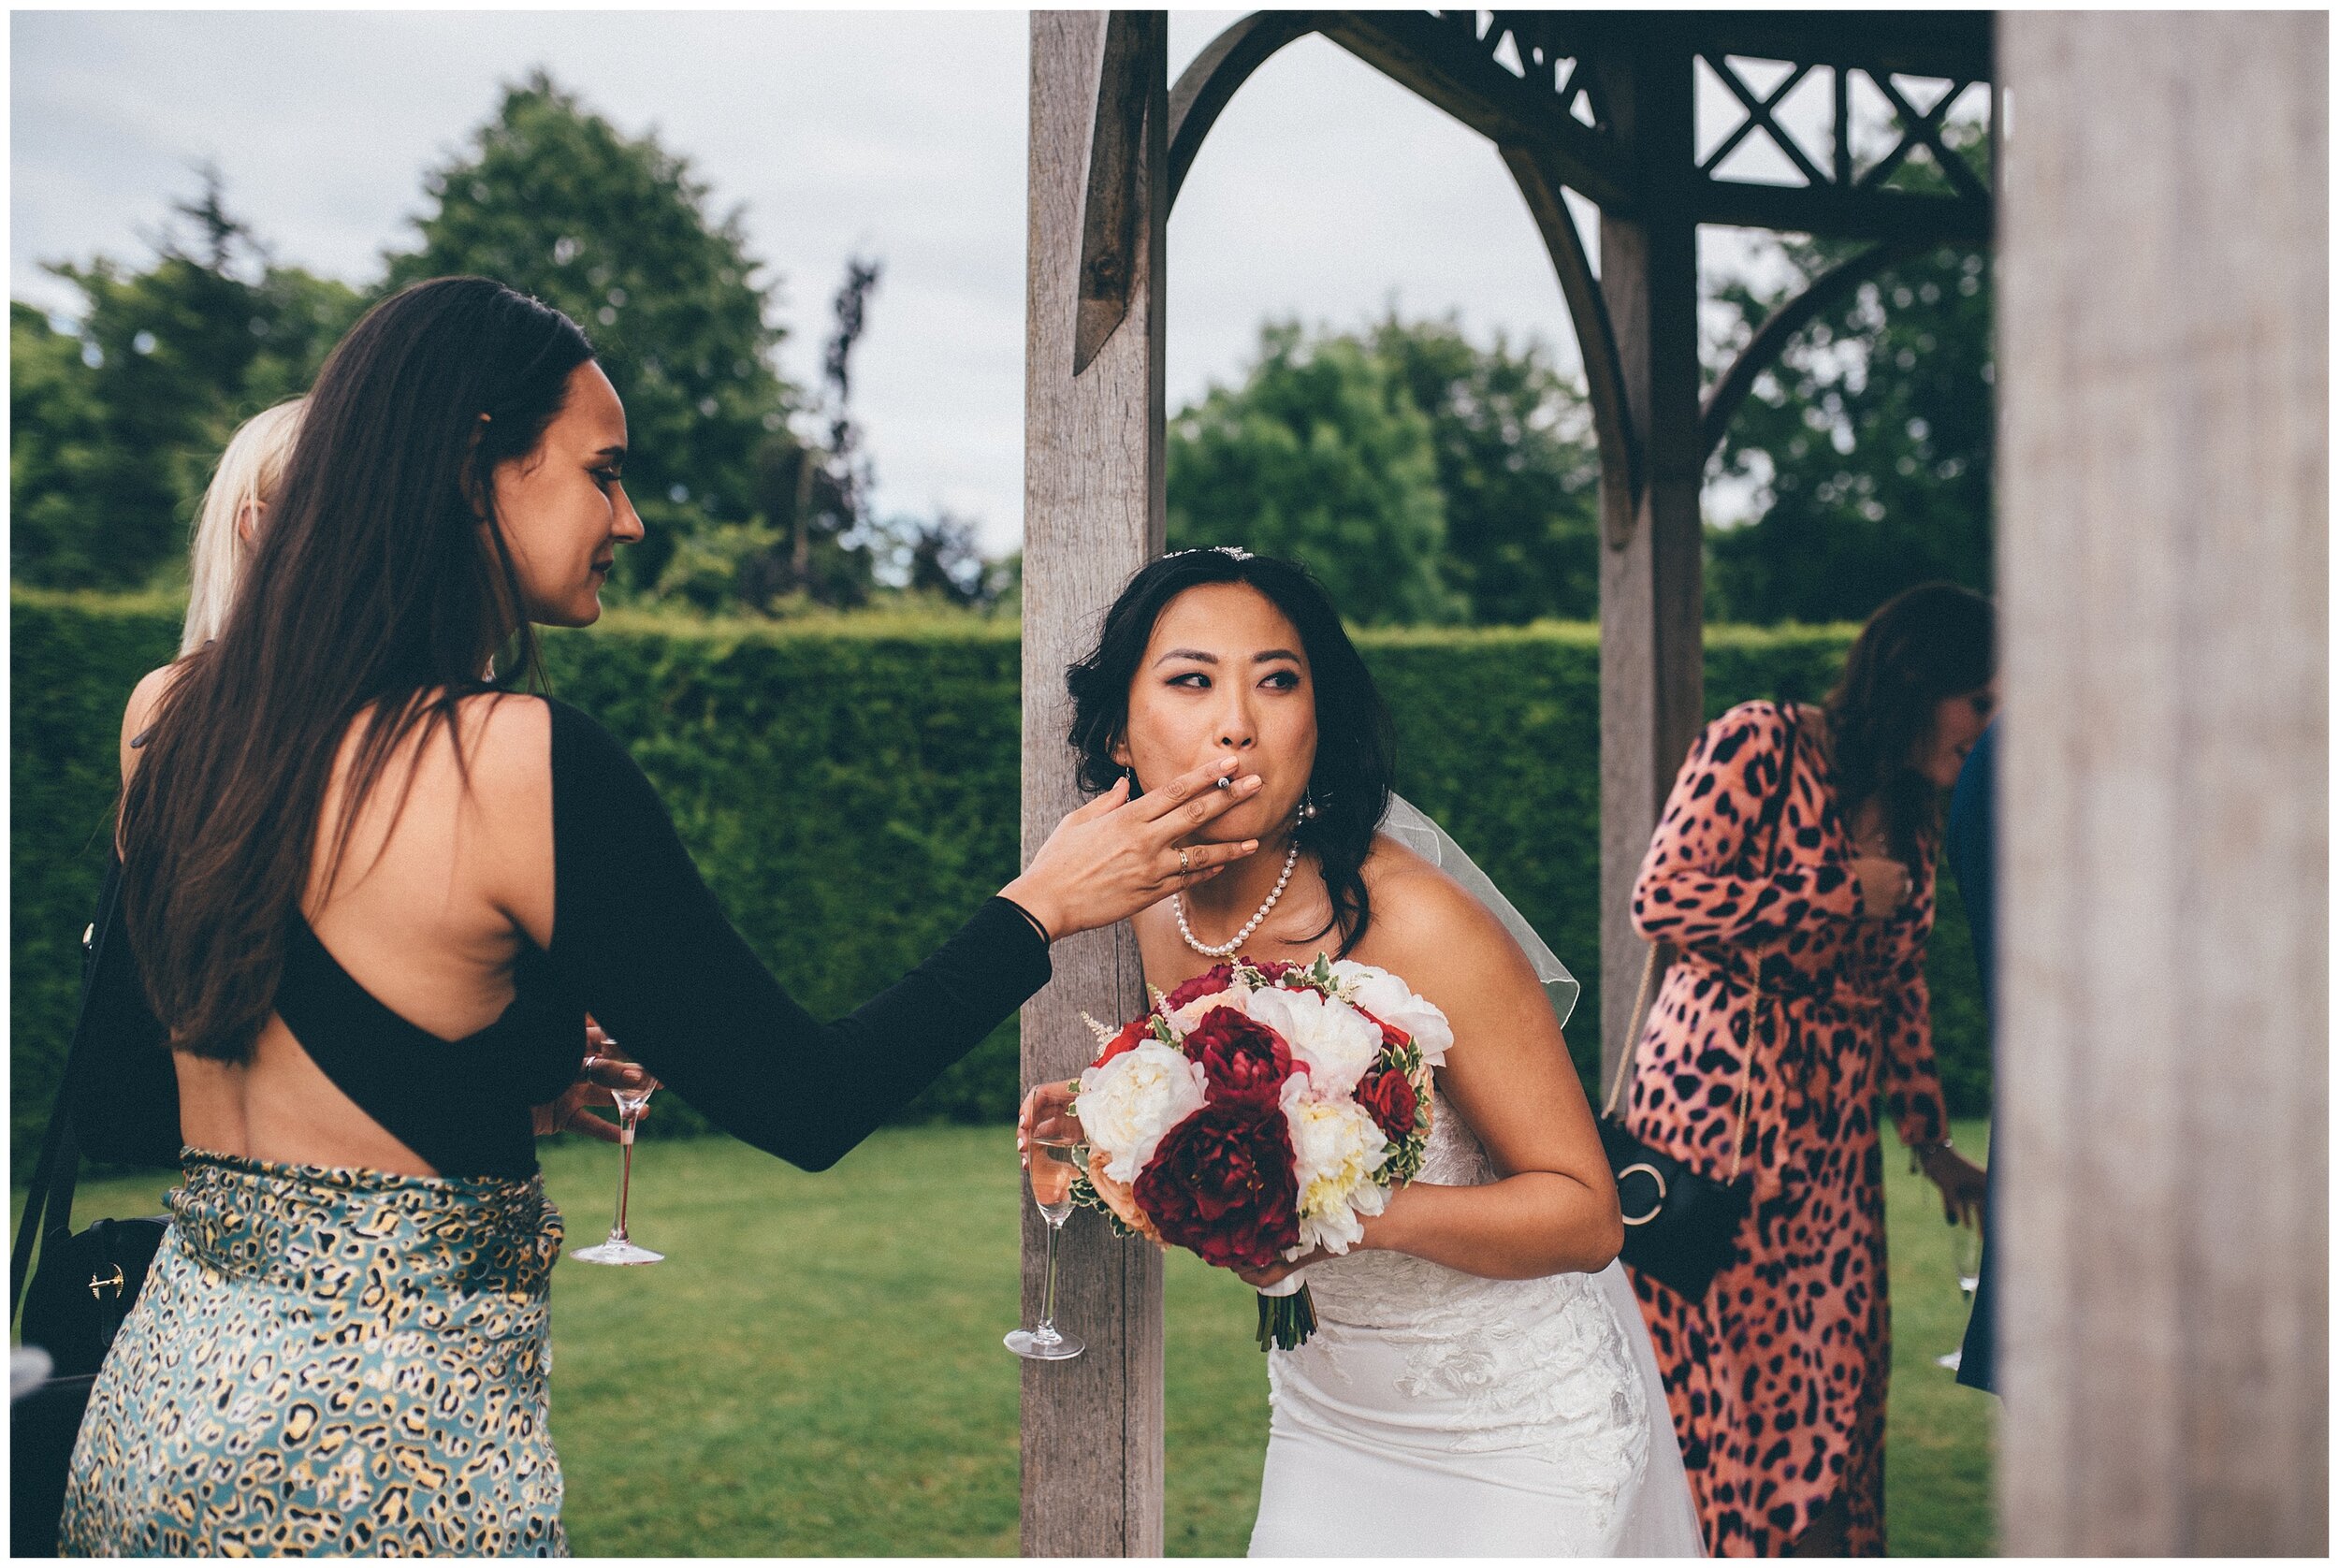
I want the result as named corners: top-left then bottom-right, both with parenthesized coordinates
top-left (62, 277), bottom-right (1264, 1556)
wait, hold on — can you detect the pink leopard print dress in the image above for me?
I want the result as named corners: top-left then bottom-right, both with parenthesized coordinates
top-left (1620, 700), bottom-right (1949, 1557)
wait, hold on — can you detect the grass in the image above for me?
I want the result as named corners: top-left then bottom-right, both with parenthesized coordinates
top-left (27, 1120), bottom-right (1993, 1556)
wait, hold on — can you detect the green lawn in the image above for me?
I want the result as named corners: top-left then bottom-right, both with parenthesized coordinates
top-left (27, 1120), bottom-right (1993, 1555)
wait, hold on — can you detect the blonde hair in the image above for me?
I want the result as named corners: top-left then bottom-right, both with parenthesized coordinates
top-left (181, 399), bottom-right (305, 655)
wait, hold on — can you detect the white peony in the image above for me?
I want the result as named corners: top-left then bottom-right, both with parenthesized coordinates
top-left (1166, 983), bottom-right (1254, 1037)
top-left (1329, 960), bottom-right (1455, 1066)
top-left (1283, 1087), bottom-right (1390, 1256)
top-left (1246, 985), bottom-right (1383, 1099)
top-left (1078, 1040), bottom-right (1209, 1183)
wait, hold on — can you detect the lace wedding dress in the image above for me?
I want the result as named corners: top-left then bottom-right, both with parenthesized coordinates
top-left (1244, 800), bottom-right (1704, 1558)
top-left (1246, 1083), bottom-right (1703, 1557)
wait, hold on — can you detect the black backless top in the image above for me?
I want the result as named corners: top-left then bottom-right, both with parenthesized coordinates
top-left (87, 696), bottom-right (1051, 1180)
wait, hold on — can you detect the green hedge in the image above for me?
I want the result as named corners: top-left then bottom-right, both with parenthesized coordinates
top-left (10, 593), bottom-right (1987, 1176)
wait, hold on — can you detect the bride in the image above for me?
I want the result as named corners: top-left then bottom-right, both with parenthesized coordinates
top-left (1025, 548), bottom-right (1703, 1557)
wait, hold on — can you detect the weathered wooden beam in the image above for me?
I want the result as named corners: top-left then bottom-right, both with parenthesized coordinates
top-left (1691, 176), bottom-right (1992, 243)
top-left (1591, 36), bottom-right (1706, 1100)
top-left (1996, 11), bottom-right (2327, 1555)
top-left (1167, 10), bottom-right (1318, 212)
top-left (1074, 11), bottom-right (1164, 375)
top-left (1317, 9), bottom-right (1635, 213)
top-left (1699, 239), bottom-right (1920, 458)
top-left (1502, 141), bottom-right (1641, 515)
top-left (1700, 55), bottom-right (1825, 187)
top-left (1022, 10), bottom-right (1168, 1557)
top-left (1600, 9), bottom-right (1993, 85)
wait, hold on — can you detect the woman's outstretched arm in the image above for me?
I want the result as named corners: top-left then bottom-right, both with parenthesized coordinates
top-left (535, 698), bottom-right (1261, 1170)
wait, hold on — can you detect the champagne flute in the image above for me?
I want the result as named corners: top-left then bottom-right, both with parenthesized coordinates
top-left (1936, 1216), bottom-right (1983, 1370)
top-left (571, 1039), bottom-right (663, 1266)
top-left (1005, 1138), bottom-right (1084, 1360)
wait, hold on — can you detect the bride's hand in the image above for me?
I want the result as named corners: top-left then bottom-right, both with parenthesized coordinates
top-left (1016, 1082), bottom-right (1082, 1169)
top-left (1000, 756), bottom-right (1265, 940)
top-left (1230, 1245), bottom-right (1336, 1290)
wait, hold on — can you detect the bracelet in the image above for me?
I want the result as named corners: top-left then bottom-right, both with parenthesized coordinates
top-left (998, 895), bottom-right (1053, 947)
top-left (1909, 1136), bottom-right (1953, 1172)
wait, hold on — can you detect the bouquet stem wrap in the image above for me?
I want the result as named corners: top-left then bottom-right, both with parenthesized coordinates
top-left (1255, 1276), bottom-right (1316, 1353)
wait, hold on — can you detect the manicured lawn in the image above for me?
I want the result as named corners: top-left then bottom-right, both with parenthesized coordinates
top-left (27, 1119), bottom-right (1993, 1555)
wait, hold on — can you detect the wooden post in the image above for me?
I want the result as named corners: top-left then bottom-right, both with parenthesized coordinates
top-left (1594, 40), bottom-right (1706, 1092)
top-left (1019, 9), bottom-right (1167, 1557)
top-left (1995, 12), bottom-right (2327, 1554)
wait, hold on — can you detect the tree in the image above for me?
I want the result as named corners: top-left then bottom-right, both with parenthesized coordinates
top-left (1369, 313), bottom-right (1601, 622)
top-left (11, 171), bottom-right (362, 589)
top-left (1168, 321), bottom-right (1460, 626)
top-left (665, 256), bottom-right (890, 614)
top-left (1703, 126), bottom-right (1994, 624)
top-left (383, 71), bottom-right (794, 596)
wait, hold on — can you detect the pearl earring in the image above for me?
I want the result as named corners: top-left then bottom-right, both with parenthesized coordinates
top-left (1298, 791), bottom-right (1319, 822)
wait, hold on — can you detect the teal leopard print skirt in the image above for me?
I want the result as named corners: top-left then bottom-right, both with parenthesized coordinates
top-left (60, 1150), bottom-right (567, 1556)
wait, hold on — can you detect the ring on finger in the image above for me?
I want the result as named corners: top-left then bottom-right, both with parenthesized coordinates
top-left (1178, 847), bottom-right (1192, 874)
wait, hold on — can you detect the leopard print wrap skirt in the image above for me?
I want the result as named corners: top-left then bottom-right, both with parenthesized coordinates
top-left (60, 1150), bottom-right (567, 1556)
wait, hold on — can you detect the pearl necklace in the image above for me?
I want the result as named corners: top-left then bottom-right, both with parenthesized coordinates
top-left (1173, 839), bottom-right (1301, 958)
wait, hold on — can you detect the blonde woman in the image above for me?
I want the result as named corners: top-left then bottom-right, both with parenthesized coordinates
top-left (122, 398), bottom-right (307, 761)
top-left (178, 398), bottom-right (305, 654)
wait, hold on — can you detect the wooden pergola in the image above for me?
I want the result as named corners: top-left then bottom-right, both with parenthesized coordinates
top-left (1014, 10), bottom-right (2326, 1557)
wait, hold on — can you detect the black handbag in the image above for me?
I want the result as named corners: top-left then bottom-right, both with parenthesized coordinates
top-left (10, 857), bottom-right (170, 1558)
top-left (1600, 707), bottom-right (1799, 1300)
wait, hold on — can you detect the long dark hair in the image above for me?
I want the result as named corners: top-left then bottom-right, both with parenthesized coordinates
top-left (1823, 581), bottom-right (1997, 864)
top-left (120, 277), bottom-right (596, 1061)
top-left (1067, 549), bottom-right (1396, 957)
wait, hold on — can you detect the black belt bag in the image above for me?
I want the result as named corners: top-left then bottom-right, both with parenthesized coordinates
top-left (1599, 708), bottom-right (1798, 1301)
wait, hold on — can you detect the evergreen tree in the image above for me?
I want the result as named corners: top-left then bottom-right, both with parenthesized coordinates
top-left (384, 71), bottom-right (793, 596)
top-left (12, 171), bottom-right (361, 589)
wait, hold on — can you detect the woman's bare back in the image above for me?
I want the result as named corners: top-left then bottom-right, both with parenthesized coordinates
top-left (123, 677), bottom-right (557, 1174)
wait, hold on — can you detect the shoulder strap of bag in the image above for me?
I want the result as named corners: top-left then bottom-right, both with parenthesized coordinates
top-left (1603, 705), bottom-right (1805, 1180)
top-left (11, 855), bottom-right (123, 1328)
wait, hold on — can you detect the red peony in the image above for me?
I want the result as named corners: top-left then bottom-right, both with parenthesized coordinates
top-left (1160, 965), bottom-right (1239, 1013)
top-left (1353, 1006), bottom-right (1412, 1053)
top-left (1093, 1017), bottom-right (1152, 1067)
top-left (1183, 1009), bottom-right (1294, 1105)
top-left (1356, 1061), bottom-right (1420, 1141)
top-left (1133, 1100), bottom-right (1301, 1270)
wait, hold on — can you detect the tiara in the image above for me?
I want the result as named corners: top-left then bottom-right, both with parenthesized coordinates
top-left (1167, 544), bottom-right (1254, 562)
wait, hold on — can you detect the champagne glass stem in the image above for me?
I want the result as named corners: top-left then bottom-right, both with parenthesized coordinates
top-left (1037, 1219), bottom-right (1062, 1339)
top-left (610, 1111), bottom-right (637, 1241)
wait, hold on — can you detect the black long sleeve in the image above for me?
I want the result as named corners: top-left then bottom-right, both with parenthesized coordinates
top-left (544, 698), bottom-right (1050, 1170)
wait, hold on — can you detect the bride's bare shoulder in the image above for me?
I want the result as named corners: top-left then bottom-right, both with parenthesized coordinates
top-left (1355, 832), bottom-right (1521, 980)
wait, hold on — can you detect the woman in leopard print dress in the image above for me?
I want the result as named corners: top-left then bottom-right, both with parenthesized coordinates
top-left (1618, 585), bottom-right (1997, 1557)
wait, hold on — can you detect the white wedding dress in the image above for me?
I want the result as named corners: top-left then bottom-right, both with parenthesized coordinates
top-left (1243, 800), bottom-right (1704, 1558)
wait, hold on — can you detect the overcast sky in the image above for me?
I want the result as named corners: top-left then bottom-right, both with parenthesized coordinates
top-left (13, 9), bottom-right (1850, 553)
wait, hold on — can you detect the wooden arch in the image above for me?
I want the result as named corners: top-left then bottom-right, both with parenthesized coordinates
top-left (1016, 10), bottom-right (1999, 1555)
top-left (1019, 11), bottom-right (2324, 1560)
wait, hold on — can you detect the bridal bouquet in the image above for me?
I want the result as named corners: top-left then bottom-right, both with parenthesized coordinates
top-left (1068, 953), bottom-right (1450, 1350)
